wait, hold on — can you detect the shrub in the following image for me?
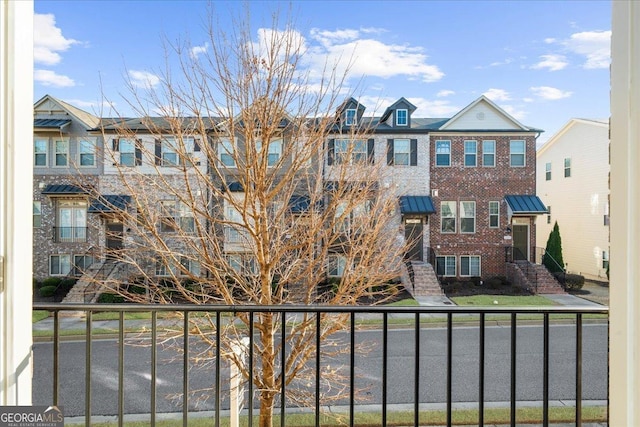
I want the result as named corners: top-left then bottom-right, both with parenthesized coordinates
top-left (59, 278), bottom-right (77, 291)
top-left (486, 276), bottom-right (507, 289)
top-left (39, 286), bottom-right (57, 298)
top-left (127, 284), bottom-right (146, 295)
top-left (42, 277), bottom-right (62, 288)
top-left (564, 273), bottom-right (585, 291)
top-left (543, 222), bottom-right (565, 273)
top-left (33, 278), bottom-right (42, 289)
top-left (97, 293), bottom-right (125, 303)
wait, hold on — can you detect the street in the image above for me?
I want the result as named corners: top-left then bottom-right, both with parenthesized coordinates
top-left (32, 322), bottom-right (608, 417)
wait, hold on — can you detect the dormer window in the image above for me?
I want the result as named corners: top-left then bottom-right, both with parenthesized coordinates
top-left (345, 109), bottom-right (357, 126)
top-left (396, 109), bottom-right (408, 126)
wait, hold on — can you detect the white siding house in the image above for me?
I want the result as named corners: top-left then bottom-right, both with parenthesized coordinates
top-left (536, 118), bottom-right (609, 281)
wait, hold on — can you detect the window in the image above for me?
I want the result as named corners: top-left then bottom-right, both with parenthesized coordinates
top-left (56, 200), bottom-right (87, 242)
top-left (489, 201), bottom-right (499, 228)
top-left (257, 139), bottom-right (283, 166)
top-left (547, 206), bottom-right (551, 224)
top-left (79, 139), bottom-right (96, 167)
top-left (464, 140), bottom-right (477, 167)
top-left (225, 205), bottom-right (248, 243)
top-left (334, 200), bottom-right (370, 235)
top-left (334, 139), bottom-right (367, 165)
top-left (482, 140), bottom-right (495, 167)
top-left (50, 255), bottom-right (71, 276)
top-left (460, 255), bottom-right (481, 276)
top-left (155, 258), bottom-right (170, 277)
top-left (33, 201), bottom-right (42, 227)
top-left (564, 158), bottom-right (571, 177)
top-left (73, 255), bottom-right (93, 276)
top-left (119, 139), bottom-right (136, 167)
top-left (460, 201), bottom-right (476, 233)
top-left (345, 109), bottom-right (357, 126)
top-left (219, 139), bottom-right (236, 167)
top-left (545, 162), bottom-right (552, 180)
top-left (160, 200), bottom-right (194, 233)
top-left (396, 109), bottom-right (408, 126)
top-left (54, 139), bottom-right (68, 167)
top-left (510, 140), bottom-right (525, 167)
top-left (602, 251), bottom-right (609, 270)
top-left (440, 201), bottom-right (456, 233)
top-left (34, 139), bottom-right (47, 166)
top-left (436, 140), bottom-right (451, 166)
top-left (328, 254), bottom-right (347, 277)
top-left (180, 257), bottom-right (200, 276)
top-left (436, 256), bottom-right (456, 276)
top-left (226, 254), bottom-right (257, 275)
top-left (393, 139), bottom-right (410, 165)
top-left (162, 139), bottom-right (179, 166)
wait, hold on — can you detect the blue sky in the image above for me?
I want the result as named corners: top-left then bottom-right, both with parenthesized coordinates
top-left (34, 1), bottom-right (611, 144)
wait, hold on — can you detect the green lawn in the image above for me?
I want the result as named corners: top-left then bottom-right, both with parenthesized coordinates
top-left (451, 294), bottom-right (558, 306)
top-left (77, 406), bottom-right (607, 426)
top-left (32, 310), bottom-right (50, 323)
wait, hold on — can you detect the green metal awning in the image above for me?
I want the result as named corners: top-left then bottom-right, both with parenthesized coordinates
top-left (505, 195), bottom-right (548, 214)
top-left (399, 196), bottom-right (436, 215)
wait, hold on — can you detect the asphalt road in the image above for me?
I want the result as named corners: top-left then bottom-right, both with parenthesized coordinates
top-left (32, 322), bottom-right (608, 418)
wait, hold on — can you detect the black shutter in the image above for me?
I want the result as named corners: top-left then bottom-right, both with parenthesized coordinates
top-left (367, 138), bottom-right (375, 164)
top-left (155, 139), bottom-right (162, 166)
top-left (327, 139), bottom-right (335, 165)
top-left (135, 139), bottom-right (142, 166)
top-left (410, 139), bottom-right (418, 166)
top-left (112, 138), bottom-right (119, 151)
top-left (387, 139), bottom-right (394, 165)
top-left (193, 138), bottom-right (201, 152)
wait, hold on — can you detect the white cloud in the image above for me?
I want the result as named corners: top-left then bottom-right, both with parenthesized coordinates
top-left (544, 38), bottom-right (556, 44)
top-left (500, 105), bottom-right (527, 121)
top-left (128, 70), bottom-right (161, 88)
top-left (408, 98), bottom-right (460, 117)
top-left (483, 88), bottom-right (511, 102)
top-left (531, 54), bottom-right (568, 71)
top-left (436, 90), bottom-right (455, 97)
top-left (34, 13), bottom-right (79, 65)
top-left (530, 86), bottom-right (572, 100)
top-left (34, 69), bottom-right (75, 87)
top-left (304, 27), bottom-right (444, 83)
top-left (190, 42), bottom-right (208, 59)
top-left (564, 30), bottom-right (611, 69)
top-left (63, 98), bottom-right (115, 111)
top-left (523, 97), bottom-right (534, 103)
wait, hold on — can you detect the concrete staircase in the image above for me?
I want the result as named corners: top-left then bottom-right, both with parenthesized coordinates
top-left (403, 261), bottom-right (443, 297)
top-left (507, 261), bottom-right (565, 295)
top-left (62, 260), bottom-right (122, 304)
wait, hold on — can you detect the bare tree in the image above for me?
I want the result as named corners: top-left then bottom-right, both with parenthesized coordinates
top-left (83, 9), bottom-right (408, 427)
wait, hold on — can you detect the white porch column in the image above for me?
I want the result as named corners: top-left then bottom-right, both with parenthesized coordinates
top-left (610, 1), bottom-right (640, 423)
top-left (0, 0), bottom-right (34, 404)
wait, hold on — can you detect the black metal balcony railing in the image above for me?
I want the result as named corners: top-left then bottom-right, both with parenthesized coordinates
top-left (32, 303), bottom-right (609, 427)
top-left (52, 226), bottom-right (88, 243)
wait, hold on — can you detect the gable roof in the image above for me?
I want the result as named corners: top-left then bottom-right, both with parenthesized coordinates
top-left (380, 97), bottom-right (417, 122)
top-left (437, 95), bottom-right (541, 132)
top-left (34, 95), bottom-right (100, 129)
top-left (537, 118), bottom-right (608, 157)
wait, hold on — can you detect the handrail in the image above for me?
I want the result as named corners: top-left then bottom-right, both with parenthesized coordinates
top-left (536, 246), bottom-right (567, 287)
top-left (83, 260), bottom-right (119, 303)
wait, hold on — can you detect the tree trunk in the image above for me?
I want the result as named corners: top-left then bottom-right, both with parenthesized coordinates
top-left (258, 312), bottom-right (276, 427)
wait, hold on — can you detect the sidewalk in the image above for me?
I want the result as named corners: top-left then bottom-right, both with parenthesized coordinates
top-left (33, 292), bottom-right (606, 334)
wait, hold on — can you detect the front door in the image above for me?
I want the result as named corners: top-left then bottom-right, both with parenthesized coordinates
top-left (404, 218), bottom-right (424, 261)
top-left (106, 219), bottom-right (124, 260)
top-left (512, 224), bottom-right (529, 261)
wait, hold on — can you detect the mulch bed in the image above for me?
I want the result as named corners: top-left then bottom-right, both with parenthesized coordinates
top-left (442, 280), bottom-right (533, 297)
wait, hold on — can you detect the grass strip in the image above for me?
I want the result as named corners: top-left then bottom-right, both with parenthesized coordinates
top-left (81, 406), bottom-right (607, 426)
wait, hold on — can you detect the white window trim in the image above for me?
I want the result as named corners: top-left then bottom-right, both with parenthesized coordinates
top-left (345, 109), bottom-right (357, 126)
top-left (160, 200), bottom-right (195, 233)
top-left (396, 109), bottom-right (408, 126)
top-left (464, 140), bottom-right (477, 167)
top-left (441, 201), bottom-right (456, 234)
top-left (564, 157), bottom-right (571, 177)
top-left (53, 138), bottom-right (69, 168)
top-left (545, 162), bottom-right (552, 180)
top-left (436, 140), bottom-right (451, 167)
top-left (460, 255), bottom-right (481, 277)
top-left (334, 139), bottom-right (367, 165)
top-left (460, 201), bottom-right (476, 234)
top-left (510, 140), bottom-right (526, 167)
top-left (78, 138), bottom-right (97, 168)
top-left (328, 254), bottom-right (347, 277)
top-left (394, 138), bottom-right (410, 166)
top-left (219, 139), bottom-right (236, 168)
top-left (34, 138), bottom-right (48, 167)
top-left (436, 255), bottom-right (456, 277)
top-left (33, 201), bottom-right (42, 228)
top-left (119, 138), bottom-right (136, 167)
top-left (489, 201), bottom-right (500, 228)
top-left (482, 140), bottom-right (495, 167)
top-left (161, 138), bottom-right (179, 167)
top-left (49, 254), bottom-right (71, 276)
